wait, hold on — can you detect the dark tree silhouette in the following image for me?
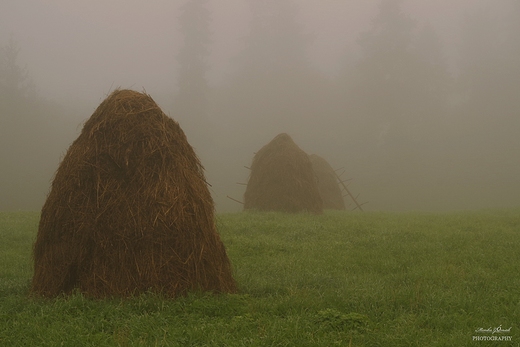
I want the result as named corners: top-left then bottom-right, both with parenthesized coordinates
top-left (0, 36), bottom-right (33, 106)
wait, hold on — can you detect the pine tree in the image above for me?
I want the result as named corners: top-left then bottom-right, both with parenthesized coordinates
top-left (0, 36), bottom-right (32, 106)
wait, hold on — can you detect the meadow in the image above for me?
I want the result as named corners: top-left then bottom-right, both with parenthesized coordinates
top-left (0, 210), bottom-right (519, 346)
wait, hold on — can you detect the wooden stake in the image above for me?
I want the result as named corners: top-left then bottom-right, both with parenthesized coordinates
top-left (226, 195), bottom-right (244, 205)
top-left (334, 171), bottom-right (364, 212)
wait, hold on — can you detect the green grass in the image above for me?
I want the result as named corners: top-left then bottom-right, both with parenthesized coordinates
top-left (1, 210), bottom-right (519, 346)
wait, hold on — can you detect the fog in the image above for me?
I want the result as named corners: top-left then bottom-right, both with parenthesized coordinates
top-left (1, 0), bottom-right (519, 212)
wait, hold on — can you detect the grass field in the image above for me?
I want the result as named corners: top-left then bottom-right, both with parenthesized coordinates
top-left (1, 210), bottom-right (519, 346)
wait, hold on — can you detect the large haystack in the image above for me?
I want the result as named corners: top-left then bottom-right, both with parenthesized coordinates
top-left (243, 133), bottom-right (323, 214)
top-left (31, 89), bottom-right (236, 298)
top-left (309, 154), bottom-right (345, 210)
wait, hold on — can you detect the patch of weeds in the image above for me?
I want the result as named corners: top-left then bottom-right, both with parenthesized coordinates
top-left (316, 308), bottom-right (369, 333)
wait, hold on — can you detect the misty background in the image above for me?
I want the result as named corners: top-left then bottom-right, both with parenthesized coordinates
top-left (1, 0), bottom-right (519, 212)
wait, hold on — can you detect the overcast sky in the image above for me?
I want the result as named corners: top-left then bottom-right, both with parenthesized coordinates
top-left (1, 0), bottom-right (490, 105)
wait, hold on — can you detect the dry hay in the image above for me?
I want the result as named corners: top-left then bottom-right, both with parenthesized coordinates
top-left (31, 89), bottom-right (236, 298)
top-left (243, 133), bottom-right (323, 214)
top-left (309, 154), bottom-right (345, 210)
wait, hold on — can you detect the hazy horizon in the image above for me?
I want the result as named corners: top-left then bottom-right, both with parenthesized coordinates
top-left (1, 0), bottom-right (519, 212)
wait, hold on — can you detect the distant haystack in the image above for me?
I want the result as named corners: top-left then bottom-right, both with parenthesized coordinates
top-left (243, 133), bottom-right (323, 214)
top-left (31, 89), bottom-right (236, 298)
top-left (309, 154), bottom-right (345, 210)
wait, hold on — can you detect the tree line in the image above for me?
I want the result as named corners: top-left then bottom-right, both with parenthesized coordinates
top-left (2, 0), bottom-right (519, 211)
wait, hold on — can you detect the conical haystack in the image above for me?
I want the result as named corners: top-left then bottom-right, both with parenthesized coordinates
top-left (32, 89), bottom-right (236, 298)
top-left (244, 133), bottom-right (323, 214)
top-left (309, 154), bottom-right (345, 210)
